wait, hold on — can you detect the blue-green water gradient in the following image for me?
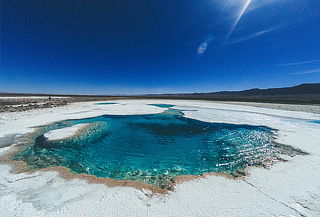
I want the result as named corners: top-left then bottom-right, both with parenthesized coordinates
top-left (14, 108), bottom-right (277, 188)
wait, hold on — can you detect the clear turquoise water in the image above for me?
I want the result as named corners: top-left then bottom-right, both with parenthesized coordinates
top-left (14, 107), bottom-right (277, 188)
top-left (148, 104), bottom-right (175, 108)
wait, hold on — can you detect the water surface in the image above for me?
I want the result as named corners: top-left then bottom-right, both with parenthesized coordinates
top-left (14, 108), bottom-right (278, 188)
top-left (95, 102), bottom-right (118, 105)
top-left (148, 104), bottom-right (175, 108)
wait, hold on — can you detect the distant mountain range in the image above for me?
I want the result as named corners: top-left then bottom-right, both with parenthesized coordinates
top-left (1, 83), bottom-right (320, 104)
top-left (211, 83), bottom-right (320, 96)
top-left (141, 83), bottom-right (320, 104)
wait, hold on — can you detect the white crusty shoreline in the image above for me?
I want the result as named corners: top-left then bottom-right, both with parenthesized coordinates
top-left (44, 124), bottom-right (90, 141)
top-left (0, 99), bottom-right (320, 217)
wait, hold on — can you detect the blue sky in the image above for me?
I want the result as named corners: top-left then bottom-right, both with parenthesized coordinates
top-left (1, 0), bottom-right (320, 94)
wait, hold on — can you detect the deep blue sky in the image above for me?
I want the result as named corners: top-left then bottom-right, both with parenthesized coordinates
top-left (1, 0), bottom-right (320, 94)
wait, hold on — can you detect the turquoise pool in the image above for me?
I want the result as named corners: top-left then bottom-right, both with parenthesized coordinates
top-left (14, 107), bottom-right (278, 188)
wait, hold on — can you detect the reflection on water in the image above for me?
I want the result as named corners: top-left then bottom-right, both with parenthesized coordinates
top-left (14, 108), bottom-right (283, 188)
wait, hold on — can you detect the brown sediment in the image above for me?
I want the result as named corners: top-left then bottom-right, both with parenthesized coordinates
top-left (75, 123), bottom-right (96, 136)
top-left (3, 158), bottom-right (170, 194)
top-left (172, 138), bottom-right (309, 186)
top-left (44, 166), bottom-right (169, 194)
top-left (0, 130), bottom-right (308, 195)
top-left (72, 122), bottom-right (108, 139)
top-left (0, 138), bottom-right (169, 194)
top-left (0, 141), bottom-right (247, 195)
top-left (173, 172), bottom-right (241, 185)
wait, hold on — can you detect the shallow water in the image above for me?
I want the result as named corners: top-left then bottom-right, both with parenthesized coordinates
top-left (95, 102), bottom-right (118, 105)
top-left (148, 104), bottom-right (175, 108)
top-left (14, 107), bottom-right (278, 188)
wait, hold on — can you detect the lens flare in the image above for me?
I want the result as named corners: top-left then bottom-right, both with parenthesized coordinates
top-left (198, 43), bottom-right (208, 54)
top-left (225, 0), bottom-right (252, 41)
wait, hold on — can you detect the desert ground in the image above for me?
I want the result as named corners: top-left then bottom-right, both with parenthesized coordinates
top-left (0, 98), bottom-right (320, 217)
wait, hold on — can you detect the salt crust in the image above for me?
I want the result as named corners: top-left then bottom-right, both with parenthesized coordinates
top-left (0, 99), bottom-right (320, 217)
top-left (43, 124), bottom-right (90, 141)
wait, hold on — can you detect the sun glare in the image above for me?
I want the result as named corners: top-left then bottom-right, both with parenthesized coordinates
top-left (225, 0), bottom-right (252, 41)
